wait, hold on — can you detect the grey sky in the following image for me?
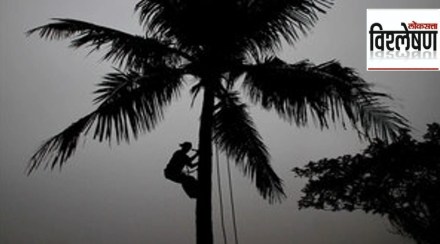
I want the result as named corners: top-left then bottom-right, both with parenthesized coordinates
top-left (1, 0), bottom-right (439, 243)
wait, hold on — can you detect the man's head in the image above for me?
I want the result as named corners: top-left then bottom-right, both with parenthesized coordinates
top-left (179, 142), bottom-right (192, 152)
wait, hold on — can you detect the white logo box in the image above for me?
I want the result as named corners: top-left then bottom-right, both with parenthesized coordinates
top-left (367, 9), bottom-right (440, 71)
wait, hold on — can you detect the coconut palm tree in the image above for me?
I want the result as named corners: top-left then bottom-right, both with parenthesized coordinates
top-left (27, 0), bottom-right (408, 243)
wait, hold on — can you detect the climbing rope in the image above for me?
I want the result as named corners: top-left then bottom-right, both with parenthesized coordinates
top-left (215, 145), bottom-right (239, 244)
top-left (226, 155), bottom-right (239, 244)
top-left (215, 146), bottom-right (228, 244)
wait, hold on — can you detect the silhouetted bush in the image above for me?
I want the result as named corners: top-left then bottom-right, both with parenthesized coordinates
top-left (293, 123), bottom-right (440, 244)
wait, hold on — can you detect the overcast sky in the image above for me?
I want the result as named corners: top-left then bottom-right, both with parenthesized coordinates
top-left (1, 0), bottom-right (440, 243)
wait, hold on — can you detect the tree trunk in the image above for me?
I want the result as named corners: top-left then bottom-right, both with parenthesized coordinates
top-left (196, 85), bottom-right (214, 244)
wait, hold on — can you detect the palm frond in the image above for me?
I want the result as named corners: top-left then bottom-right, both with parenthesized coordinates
top-left (235, 0), bottom-right (334, 58)
top-left (27, 18), bottom-right (191, 70)
top-left (28, 67), bottom-right (184, 173)
top-left (243, 57), bottom-right (408, 142)
top-left (213, 92), bottom-right (285, 203)
top-left (28, 114), bottom-right (95, 173)
top-left (135, 0), bottom-right (333, 59)
top-left (135, 0), bottom-right (201, 54)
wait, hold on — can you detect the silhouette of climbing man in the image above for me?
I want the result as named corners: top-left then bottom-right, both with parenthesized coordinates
top-left (164, 142), bottom-right (199, 198)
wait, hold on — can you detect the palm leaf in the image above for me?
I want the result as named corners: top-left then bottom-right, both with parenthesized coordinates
top-left (235, 0), bottom-right (333, 57)
top-left (26, 18), bottom-right (191, 70)
top-left (135, 0), bottom-right (333, 59)
top-left (243, 57), bottom-right (408, 142)
top-left (28, 67), bottom-right (184, 173)
top-left (213, 92), bottom-right (285, 203)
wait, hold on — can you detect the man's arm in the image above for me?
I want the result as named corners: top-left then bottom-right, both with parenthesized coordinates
top-left (187, 151), bottom-right (199, 168)
top-left (187, 162), bottom-right (198, 169)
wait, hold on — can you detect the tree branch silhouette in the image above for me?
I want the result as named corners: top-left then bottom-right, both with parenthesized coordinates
top-left (294, 123), bottom-right (440, 244)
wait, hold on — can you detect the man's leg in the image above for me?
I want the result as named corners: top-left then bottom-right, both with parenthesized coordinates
top-left (164, 169), bottom-right (184, 183)
top-left (181, 175), bottom-right (198, 199)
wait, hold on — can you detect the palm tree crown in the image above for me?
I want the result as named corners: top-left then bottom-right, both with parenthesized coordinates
top-left (28, 0), bottom-right (407, 205)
